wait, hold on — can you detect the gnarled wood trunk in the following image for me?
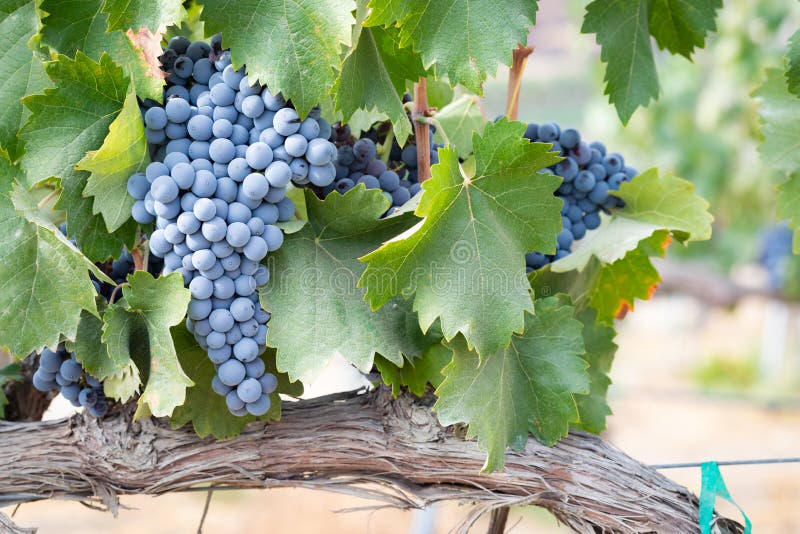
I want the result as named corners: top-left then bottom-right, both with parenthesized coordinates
top-left (0, 388), bottom-right (743, 533)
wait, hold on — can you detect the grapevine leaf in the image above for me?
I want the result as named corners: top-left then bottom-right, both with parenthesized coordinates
top-left (360, 119), bottom-right (563, 357)
top-left (582, 0), bottom-right (659, 124)
top-left (0, 362), bottom-right (22, 419)
top-left (170, 329), bottom-right (300, 439)
top-left (260, 187), bottom-right (432, 383)
top-left (777, 174), bottom-right (800, 254)
top-left (552, 169), bottom-right (711, 272)
top-left (20, 52), bottom-right (137, 260)
top-left (786, 29), bottom-right (800, 97)
top-left (70, 302), bottom-right (133, 381)
top-left (335, 26), bottom-right (421, 145)
top-left (754, 68), bottom-right (800, 174)
top-left (198, 0), bottom-right (355, 117)
top-left (102, 0), bottom-right (186, 33)
top-left (375, 343), bottom-right (452, 397)
top-left (434, 297), bottom-right (587, 471)
top-left (365, 0), bottom-right (538, 93)
top-left (39, 0), bottom-right (162, 101)
top-left (648, 0), bottom-right (721, 59)
top-left (102, 272), bottom-right (192, 418)
top-left (77, 90), bottom-right (147, 232)
top-left (0, 171), bottom-right (100, 358)
top-left (532, 232), bottom-right (669, 324)
top-left (0, 0), bottom-right (50, 161)
top-left (572, 307), bottom-right (617, 433)
top-left (433, 95), bottom-right (485, 158)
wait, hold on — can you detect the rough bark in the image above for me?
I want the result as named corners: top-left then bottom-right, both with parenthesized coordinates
top-left (0, 388), bottom-right (742, 534)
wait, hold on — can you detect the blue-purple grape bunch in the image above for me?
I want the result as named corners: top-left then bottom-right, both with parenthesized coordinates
top-left (523, 121), bottom-right (638, 271)
top-left (323, 121), bottom-right (439, 215)
top-left (32, 345), bottom-right (109, 417)
top-left (126, 34), bottom-right (338, 416)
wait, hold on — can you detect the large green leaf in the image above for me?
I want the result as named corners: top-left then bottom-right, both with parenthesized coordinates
top-left (170, 329), bottom-right (300, 439)
top-left (366, 0), bottom-right (538, 94)
top-left (360, 119), bottom-right (563, 357)
top-left (434, 297), bottom-right (587, 471)
top-left (20, 52), bottom-right (137, 260)
top-left (552, 169), bottom-right (711, 272)
top-left (532, 232), bottom-right (669, 324)
top-left (432, 94), bottom-right (485, 159)
top-left (198, 0), bottom-right (355, 117)
top-left (0, 0), bottom-right (50, 161)
top-left (572, 307), bottom-right (617, 433)
top-left (754, 68), bottom-right (800, 174)
top-left (102, 272), bottom-right (193, 418)
top-left (260, 187), bottom-right (433, 383)
top-left (786, 29), bottom-right (800, 97)
top-left (375, 343), bottom-right (452, 397)
top-left (39, 0), bottom-right (162, 101)
top-left (102, 0), bottom-right (185, 33)
top-left (335, 26), bottom-right (424, 145)
top-left (582, 0), bottom-right (659, 124)
top-left (648, 0), bottom-right (721, 59)
top-left (77, 90), bottom-right (147, 232)
top-left (0, 166), bottom-right (100, 358)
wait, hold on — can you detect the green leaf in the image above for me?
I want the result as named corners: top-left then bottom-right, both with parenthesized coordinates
top-left (572, 307), bottom-right (617, 433)
top-left (375, 343), bottom-right (452, 397)
top-left (786, 29), bottom-right (800, 97)
top-left (198, 0), bottom-right (356, 117)
top-left (648, 0), bottom-right (721, 59)
top-left (532, 231), bottom-right (669, 324)
top-left (102, 272), bottom-right (192, 418)
top-left (434, 297), bottom-right (587, 471)
top-left (0, 168), bottom-right (100, 358)
top-left (360, 119), bottom-right (563, 357)
top-left (77, 90), bottom-right (147, 232)
top-left (69, 302), bottom-right (133, 381)
top-left (582, 0), bottom-right (659, 124)
top-left (432, 95), bottom-right (485, 158)
top-left (777, 174), bottom-right (800, 254)
top-left (170, 328), bottom-right (299, 439)
top-left (0, 0), bottom-right (50, 161)
top-left (39, 0), bottom-right (162, 101)
top-left (0, 362), bottom-right (22, 419)
top-left (552, 169), bottom-right (711, 273)
top-left (102, 0), bottom-right (186, 33)
top-left (21, 52), bottom-right (137, 260)
top-left (754, 68), bottom-right (800, 174)
top-left (366, 0), bottom-right (538, 93)
top-left (335, 26), bottom-right (423, 145)
top-left (260, 187), bottom-right (433, 383)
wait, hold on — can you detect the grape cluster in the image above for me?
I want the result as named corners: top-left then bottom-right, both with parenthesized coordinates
top-left (759, 224), bottom-right (794, 290)
top-left (324, 122), bottom-right (437, 215)
top-left (522, 121), bottom-right (638, 271)
top-left (32, 345), bottom-right (109, 418)
top-left (127, 35), bottom-right (337, 416)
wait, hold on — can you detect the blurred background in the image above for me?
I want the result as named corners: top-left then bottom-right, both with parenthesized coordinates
top-left (5, 0), bottom-right (800, 532)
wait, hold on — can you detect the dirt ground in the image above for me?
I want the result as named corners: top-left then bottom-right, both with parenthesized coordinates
top-left (6, 293), bottom-right (800, 533)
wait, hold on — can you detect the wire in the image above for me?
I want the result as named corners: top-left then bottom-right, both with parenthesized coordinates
top-left (651, 457), bottom-right (800, 469)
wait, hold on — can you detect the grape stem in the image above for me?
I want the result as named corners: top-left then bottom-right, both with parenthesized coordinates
top-left (422, 116), bottom-right (451, 147)
top-left (378, 128), bottom-right (394, 163)
top-left (36, 188), bottom-right (59, 209)
top-left (505, 44), bottom-right (534, 121)
top-left (108, 282), bottom-right (128, 304)
top-left (412, 77), bottom-right (432, 183)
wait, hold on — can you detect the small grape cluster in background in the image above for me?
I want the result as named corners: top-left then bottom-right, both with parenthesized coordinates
top-left (126, 34), bottom-right (339, 416)
top-left (323, 120), bottom-right (439, 215)
top-left (32, 345), bottom-right (109, 418)
top-left (759, 224), bottom-right (794, 290)
top-left (523, 121), bottom-right (638, 271)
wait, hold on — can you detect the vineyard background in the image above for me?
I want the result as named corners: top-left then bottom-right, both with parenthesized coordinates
top-left (3, 1), bottom-right (799, 532)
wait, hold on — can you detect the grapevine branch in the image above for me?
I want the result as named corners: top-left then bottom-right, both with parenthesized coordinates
top-left (506, 45), bottom-right (535, 121)
top-left (0, 388), bottom-right (743, 534)
top-left (413, 77), bottom-right (432, 183)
